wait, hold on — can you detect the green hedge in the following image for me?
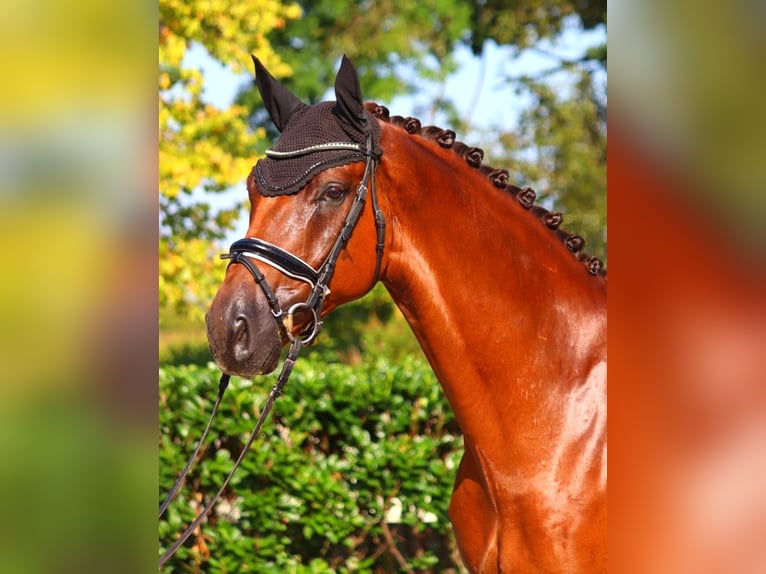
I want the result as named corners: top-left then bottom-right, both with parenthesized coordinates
top-left (159, 356), bottom-right (465, 572)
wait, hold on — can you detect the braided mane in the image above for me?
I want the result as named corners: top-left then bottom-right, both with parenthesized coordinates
top-left (365, 103), bottom-right (606, 277)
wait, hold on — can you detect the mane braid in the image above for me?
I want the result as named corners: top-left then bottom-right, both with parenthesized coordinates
top-left (365, 102), bottom-right (606, 277)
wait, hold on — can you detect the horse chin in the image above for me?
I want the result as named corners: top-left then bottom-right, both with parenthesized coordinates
top-left (222, 338), bottom-right (282, 378)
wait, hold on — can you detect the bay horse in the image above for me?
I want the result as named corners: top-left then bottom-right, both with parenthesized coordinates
top-left (206, 55), bottom-right (607, 573)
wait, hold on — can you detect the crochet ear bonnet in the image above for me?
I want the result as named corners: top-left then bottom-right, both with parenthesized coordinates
top-left (252, 56), bottom-right (382, 196)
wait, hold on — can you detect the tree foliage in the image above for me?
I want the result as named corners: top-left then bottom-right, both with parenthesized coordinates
top-left (466, 0), bottom-right (605, 54)
top-left (159, 0), bottom-right (301, 222)
top-left (263, 0), bottom-right (472, 103)
top-left (159, 0), bottom-right (301, 321)
top-left (257, 0), bottom-right (605, 101)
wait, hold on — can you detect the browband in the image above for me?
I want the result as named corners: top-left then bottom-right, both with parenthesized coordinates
top-left (265, 142), bottom-right (367, 158)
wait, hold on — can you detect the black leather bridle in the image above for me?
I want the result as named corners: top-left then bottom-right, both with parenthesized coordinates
top-left (222, 134), bottom-right (385, 345)
top-left (159, 135), bottom-right (384, 569)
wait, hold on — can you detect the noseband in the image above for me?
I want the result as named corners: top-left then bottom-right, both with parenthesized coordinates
top-left (222, 134), bottom-right (385, 344)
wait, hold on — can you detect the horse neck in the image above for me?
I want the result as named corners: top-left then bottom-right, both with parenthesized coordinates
top-left (376, 126), bottom-right (607, 463)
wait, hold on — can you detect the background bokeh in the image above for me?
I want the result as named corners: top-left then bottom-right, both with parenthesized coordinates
top-left (0, 1), bottom-right (157, 572)
top-left (609, 1), bottom-right (766, 571)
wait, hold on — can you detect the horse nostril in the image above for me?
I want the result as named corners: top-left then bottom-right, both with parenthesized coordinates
top-left (232, 315), bottom-right (253, 361)
top-left (234, 315), bottom-right (247, 342)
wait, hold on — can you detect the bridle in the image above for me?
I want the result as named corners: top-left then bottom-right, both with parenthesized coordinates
top-left (224, 134), bottom-right (385, 345)
top-left (159, 134), bottom-right (384, 568)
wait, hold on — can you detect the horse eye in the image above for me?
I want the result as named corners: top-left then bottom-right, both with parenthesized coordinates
top-left (322, 184), bottom-right (346, 202)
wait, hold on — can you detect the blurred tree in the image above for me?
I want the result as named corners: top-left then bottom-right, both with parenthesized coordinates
top-left (466, 0), bottom-right (605, 55)
top-left (158, 0), bottom-right (301, 320)
top-left (253, 0), bottom-right (606, 259)
top-left (263, 0), bottom-right (472, 103)
top-left (256, 0), bottom-right (605, 101)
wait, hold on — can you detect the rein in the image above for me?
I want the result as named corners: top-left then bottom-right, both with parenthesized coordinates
top-left (158, 340), bottom-right (300, 568)
top-left (159, 135), bottom-right (384, 568)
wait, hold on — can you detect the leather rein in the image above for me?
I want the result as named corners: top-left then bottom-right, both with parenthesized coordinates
top-left (159, 135), bottom-right (384, 568)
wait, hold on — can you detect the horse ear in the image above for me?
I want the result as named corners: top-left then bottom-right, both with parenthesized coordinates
top-left (334, 55), bottom-right (367, 129)
top-left (252, 55), bottom-right (306, 132)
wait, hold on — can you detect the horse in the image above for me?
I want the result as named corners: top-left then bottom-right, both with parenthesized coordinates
top-left (206, 55), bottom-right (607, 573)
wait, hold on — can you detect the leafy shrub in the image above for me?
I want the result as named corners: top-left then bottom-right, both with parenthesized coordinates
top-left (160, 339), bottom-right (213, 367)
top-left (159, 356), bottom-right (465, 572)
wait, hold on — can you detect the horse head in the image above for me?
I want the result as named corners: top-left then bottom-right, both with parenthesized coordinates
top-left (206, 56), bottom-right (386, 377)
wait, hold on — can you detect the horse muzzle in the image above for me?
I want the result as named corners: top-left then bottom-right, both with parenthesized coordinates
top-left (206, 278), bottom-right (283, 377)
